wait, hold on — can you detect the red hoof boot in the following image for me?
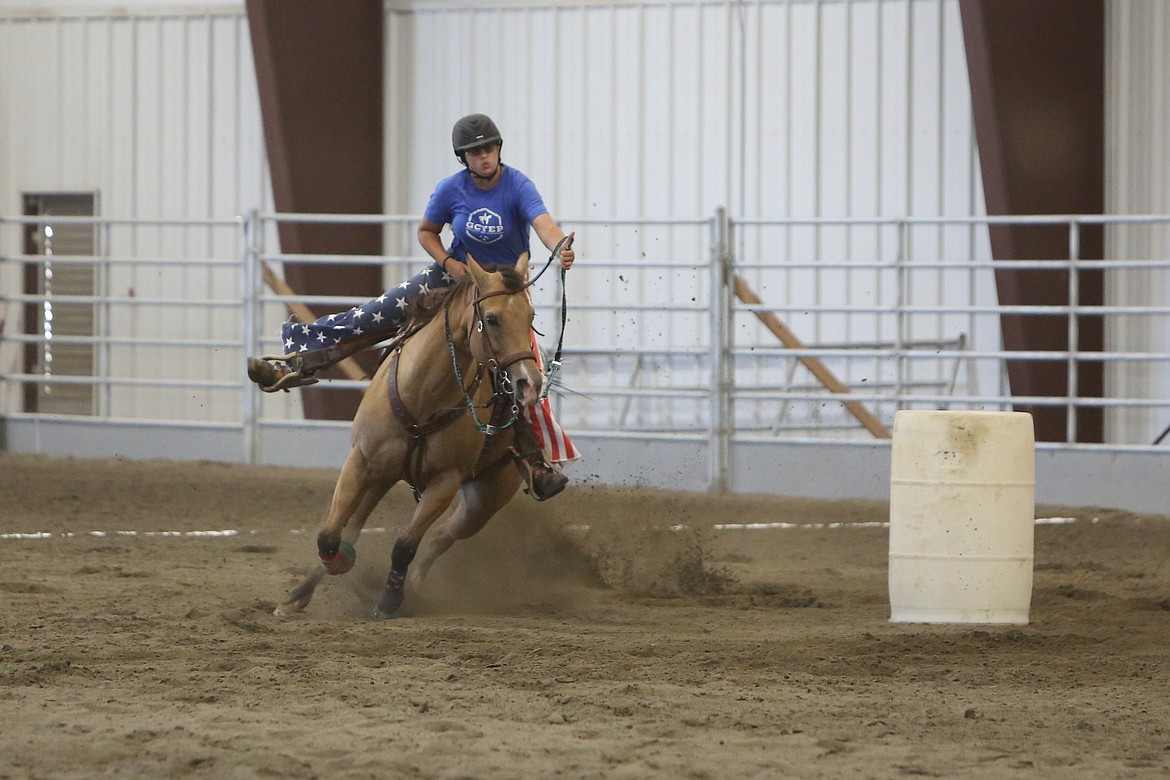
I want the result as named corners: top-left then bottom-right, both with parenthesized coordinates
top-left (528, 463), bottom-right (568, 502)
top-left (319, 541), bottom-right (356, 575)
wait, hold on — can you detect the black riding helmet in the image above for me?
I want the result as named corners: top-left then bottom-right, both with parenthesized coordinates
top-left (452, 113), bottom-right (502, 165)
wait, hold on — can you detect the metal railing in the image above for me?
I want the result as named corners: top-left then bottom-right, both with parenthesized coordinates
top-left (3, 211), bottom-right (1170, 483)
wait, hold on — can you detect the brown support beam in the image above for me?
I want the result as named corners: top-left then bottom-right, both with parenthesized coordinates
top-left (246, 0), bottom-right (384, 421)
top-left (734, 276), bottom-right (890, 439)
top-left (959, 0), bottom-right (1105, 443)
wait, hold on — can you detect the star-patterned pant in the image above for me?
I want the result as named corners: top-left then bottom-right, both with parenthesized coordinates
top-left (280, 262), bottom-right (452, 354)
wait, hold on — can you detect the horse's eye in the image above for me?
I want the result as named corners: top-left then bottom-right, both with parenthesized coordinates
top-left (483, 314), bottom-right (500, 328)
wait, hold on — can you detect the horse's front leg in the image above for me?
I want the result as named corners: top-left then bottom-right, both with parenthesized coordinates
top-left (375, 470), bottom-right (463, 619)
top-left (274, 448), bottom-right (392, 617)
top-left (316, 450), bottom-right (395, 574)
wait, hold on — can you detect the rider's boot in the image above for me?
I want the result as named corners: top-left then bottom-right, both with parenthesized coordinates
top-left (247, 357), bottom-right (295, 391)
top-left (510, 417), bottom-right (568, 501)
top-left (246, 350), bottom-right (330, 393)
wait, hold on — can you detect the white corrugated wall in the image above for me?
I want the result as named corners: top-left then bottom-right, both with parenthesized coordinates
top-left (1106, 0), bottom-right (1170, 443)
top-left (386, 0), bottom-right (981, 225)
top-left (0, 7), bottom-right (274, 422)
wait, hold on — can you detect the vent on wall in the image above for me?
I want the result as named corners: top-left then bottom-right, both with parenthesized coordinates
top-left (22, 192), bottom-right (97, 415)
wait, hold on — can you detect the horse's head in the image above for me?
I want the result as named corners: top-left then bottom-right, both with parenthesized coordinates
top-left (465, 252), bottom-right (541, 408)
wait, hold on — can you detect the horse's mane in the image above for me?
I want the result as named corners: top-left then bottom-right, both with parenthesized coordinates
top-left (404, 265), bottom-right (527, 328)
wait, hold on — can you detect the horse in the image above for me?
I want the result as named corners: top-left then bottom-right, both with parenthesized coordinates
top-left (273, 253), bottom-right (541, 619)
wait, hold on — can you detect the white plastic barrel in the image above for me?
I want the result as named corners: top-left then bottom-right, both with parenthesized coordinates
top-left (888, 410), bottom-right (1035, 624)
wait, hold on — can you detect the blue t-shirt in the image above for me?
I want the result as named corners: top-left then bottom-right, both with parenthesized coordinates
top-left (423, 166), bottom-right (549, 270)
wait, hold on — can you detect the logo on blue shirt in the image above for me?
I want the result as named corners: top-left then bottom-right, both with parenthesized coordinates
top-left (466, 208), bottom-right (505, 244)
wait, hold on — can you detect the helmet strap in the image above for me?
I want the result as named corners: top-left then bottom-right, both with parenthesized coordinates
top-left (469, 162), bottom-right (501, 181)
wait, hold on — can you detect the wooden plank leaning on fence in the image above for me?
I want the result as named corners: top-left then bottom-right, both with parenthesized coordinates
top-left (260, 263), bottom-right (369, 382)
top-left (733, 275), bottom-right (891, 439)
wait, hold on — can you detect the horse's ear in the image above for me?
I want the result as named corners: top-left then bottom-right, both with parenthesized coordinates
top-left (515, 252), bottom-right (530, 278)
top-left (466, 253), bottom-right (489, 286)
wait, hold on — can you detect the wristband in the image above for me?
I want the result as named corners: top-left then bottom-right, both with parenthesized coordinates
top-left (442, 255), bottom-right (456, 270)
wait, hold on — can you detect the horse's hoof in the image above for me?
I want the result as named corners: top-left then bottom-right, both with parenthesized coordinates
top-left (319, 541), bottom-right (356, 575)
top-left (372, 607), bottom-right (402, 621)
top-left (273, 602), bottom-right (301, 617)
top-left (375, 585), bottom-right (404, 618)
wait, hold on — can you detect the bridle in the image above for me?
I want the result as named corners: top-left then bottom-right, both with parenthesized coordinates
top-left (444, 283), bottom-right (536, 436)
top-left (469, 288), bottom-right (539, 377)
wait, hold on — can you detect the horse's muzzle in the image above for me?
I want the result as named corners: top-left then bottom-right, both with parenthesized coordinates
top-left (512, 371), bottom-right (541, 408)
top-left (496, 352), bottom-right (541, 408)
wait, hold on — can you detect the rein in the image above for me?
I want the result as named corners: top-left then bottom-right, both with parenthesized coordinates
top-left (523, 233), bottom-right (572, 402)
top-left (384, 251), bottom-right (570, 503)
top-left (443, 233), bottom-right (573, 432)
top-left (391, 281), bottom-right (533, 502)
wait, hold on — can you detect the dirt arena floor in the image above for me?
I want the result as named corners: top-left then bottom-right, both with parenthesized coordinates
top-left (1, 453), bottom-right (1169, 779)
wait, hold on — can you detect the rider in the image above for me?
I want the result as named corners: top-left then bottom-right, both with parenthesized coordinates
top-left (248, 113), bottom-right (578, 501)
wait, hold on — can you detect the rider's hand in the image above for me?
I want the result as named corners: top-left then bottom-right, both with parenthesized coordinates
top-left (442, 256), bottom-right (467, 280)
top-left (559, 242), bottom-right (575, 270)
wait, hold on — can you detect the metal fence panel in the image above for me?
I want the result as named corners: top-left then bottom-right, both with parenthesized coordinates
top-left (7, 211), bottom-right (1170, 466)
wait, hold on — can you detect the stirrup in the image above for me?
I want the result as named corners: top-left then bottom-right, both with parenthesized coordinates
top-left (511, 449), bottom-right (568, 502)
top-left (247, 355), bottom-right (319, 393)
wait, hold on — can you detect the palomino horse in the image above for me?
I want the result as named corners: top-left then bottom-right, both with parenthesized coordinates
top-left (274, 254), bottom-right (540, 619)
